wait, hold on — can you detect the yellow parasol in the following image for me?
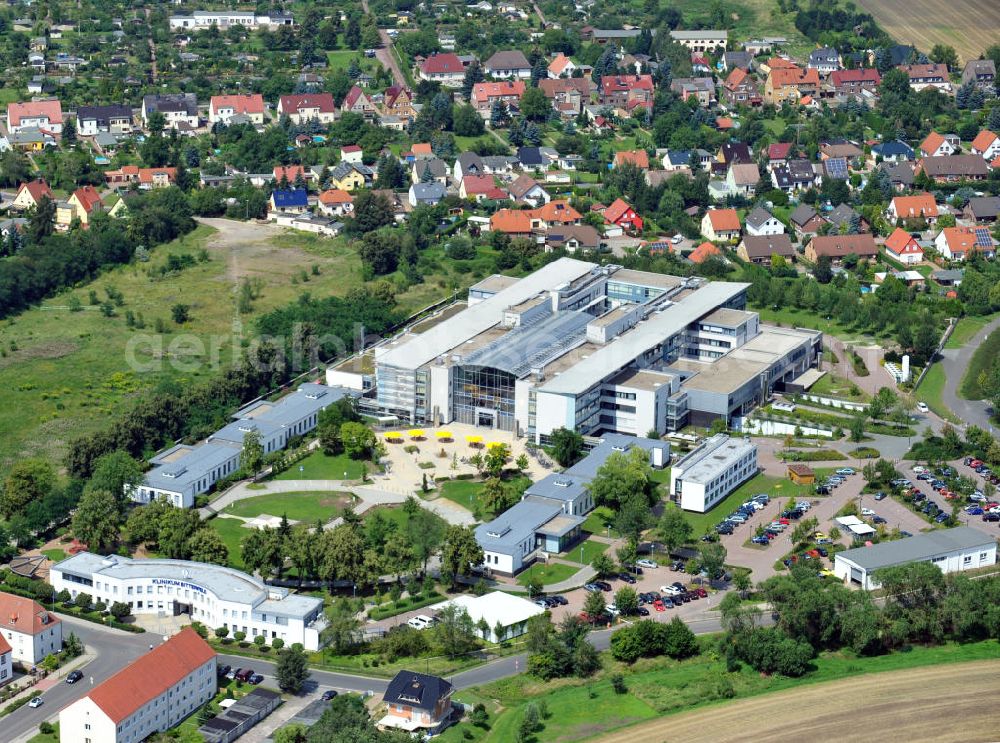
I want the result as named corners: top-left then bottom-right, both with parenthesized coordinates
top-left (435, 430), bottom-right (453, 440)
top-left (384, 431), bottom-right (403, 441)
top-left (465, 434), bottom-right (484, 445)
top-left (408, 429), bottom-right (425, 439)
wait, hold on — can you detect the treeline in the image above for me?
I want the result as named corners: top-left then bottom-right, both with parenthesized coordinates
top-left (0, 187), bottom-right (195, 319)
top-left (721, 562), bottom-right (1000, 677)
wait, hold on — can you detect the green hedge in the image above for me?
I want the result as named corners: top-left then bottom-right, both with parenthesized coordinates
top-left (781, 449), bottom-right (847, 462)
top-left (0, 691), bottom-right (41, 718)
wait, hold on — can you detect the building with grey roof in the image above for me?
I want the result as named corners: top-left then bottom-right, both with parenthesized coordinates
top-left (834, 527), bottom-right (996, 589)
top-left (132, 384), bottom-right (355, 508)
top-left (669, 434), bottom-right (758, 512)
top-left (200, 688), bottom-right (281, 743)
top-left (365, 259), bottom-right (820, 442)
top-left (51, 553), bottom-right (327, 649)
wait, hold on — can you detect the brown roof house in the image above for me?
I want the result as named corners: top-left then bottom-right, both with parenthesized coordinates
top-left (805, 234), bottom-right (878, 263)
top-left (738, 234), bottom-right (796, 264)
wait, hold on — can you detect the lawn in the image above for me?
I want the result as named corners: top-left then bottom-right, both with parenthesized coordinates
top-left (26, 724), bottom-right (59, 743)
top-left (945, 314), bottom-right (996, 350)
top-left (809, 372), bottom-right (870, 402)
top-left (42, 548), bottom-right (67, 563)
top-left (206, 516), bottom-right (250, 569)
top-left (0, 222), bottom-right (463, 470)
top-left (446, 638), bottom-right (1000, 742)
top-left (437, 476), bottom-right (531, 517)
top-left (959, 325), bottom-right (1000, 400)
top-left (680, 474), bottom-right (821, 536)
top-left (515, 561), bottom-right (580, 586)
top-left (581, 506), bottom-right (616, 536)
top-left (223, 490), bottom-right (353, 522)
top-left (561, 537), bottom-right (610, 564)
top-left (754, 306), bottom-right (866, 341)
top-left (273, 451), bottom-right (367, 481)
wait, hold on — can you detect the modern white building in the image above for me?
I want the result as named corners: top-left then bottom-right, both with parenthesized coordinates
top-left (51, 553), bottom-right (327, 650)
top-left (168, 11), bottom-right (294, 30)
top-left (340, 259), bottom-right (821, 442)
top-left (431, 591), bottom-right (544, 642)
top-left (669, 434), bottom-right (758, 513)
top-left (141, 94), bottom-right (199, 130)
top-left (131, 383), bottom-right (355, 508)
top-left (833, 527), bottom-right (997, 589)
top-left (0, 591), bottom-right (63, 665)
top-left (59, 627), bottom-right (216, 743)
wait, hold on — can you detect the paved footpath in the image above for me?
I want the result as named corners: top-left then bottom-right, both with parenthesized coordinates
top-left (937, 314), bottom-right (1000, 432)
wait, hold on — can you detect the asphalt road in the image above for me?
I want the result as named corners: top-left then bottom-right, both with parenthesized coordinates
top-left (7, 616), bottom-right (152, 741)
top-left (938, 315), bottom-right (1000, 432)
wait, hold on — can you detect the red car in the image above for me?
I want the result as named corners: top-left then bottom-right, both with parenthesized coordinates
top-left (971, 459), bottom-right (983, 468)
top-left (694, 587), bottom-right (708, 598)
top-left (653, 599), bottom-right (665, 611)
top-left (778, 518), bottom-right (790, 525)
top-left (806, 549), bottom-right (821, 558)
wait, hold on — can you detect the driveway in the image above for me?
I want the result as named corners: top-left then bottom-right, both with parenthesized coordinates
top-left (937, 315), bottom-right (1000, 431)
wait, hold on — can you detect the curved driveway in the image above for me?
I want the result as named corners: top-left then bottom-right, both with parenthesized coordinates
top-left (936, 315), bottom-right (1000, 431)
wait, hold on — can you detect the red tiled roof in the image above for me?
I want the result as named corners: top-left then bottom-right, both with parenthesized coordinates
top-left (548, 54), bottom-right (573, 76)
top-left (274, 165), bottom-right (306, 182)
top-left (603, 198), bottom-right (636, 224)
top-left (939, 226), bottom-right (981, 255)
top-left (0, 592), bottom-right (61, 635)
top-left (768, 142), bottom-right (793, 160)
top-left (689, 241), bottom-right (722, 263)
top-left (210, 94), bottom-right (264, 115)
top-left (830, 68), bottom-right (881, 86)
top-left (72, 185), bottom-right (104, 213)
top-left (769, 67), bottom-right (820, 87)
top-left (534, 199), bottom-right (581, 224)
top-left (724, 67), bottom-right (750, 90)
top-left (383, 86), bottom-right (412, 107)
top-left (920, 131), bottom-right (946, 155)
top-left (472, 81), bottom-right (526, 103)
top-left (421, 53), bottom-right (464, 75)
top-left (18, 179), bottom-right (53, 203)
top-left (891, 193), bottom-right (938, 218)
top-left (766, 57), bottom-right (798, 70)
top-left (341, 145), bottom-right (362, 153)
top-left (901, 63), bottom-right (948, 81)
top-left (971, 130), bottom-right (998, 152)
top-left (614, 150), bottom-right (649, 169)
top-left (279, 93), bottom-right (336, 114)
top-left (490, 209), bottom-right (533, 233)
top-left (884, 227), bottom-right (921, 254)
top-left (706, 208), bottom-right (741, 232)
top-left (86, 628), bottom-right (215, 725)
top-left (8, 100), bottom-right (62, 127)
top-left (462, 174), bottom-right (498, 194)
top-left (319, 189), bottom-right (353, 205)
top-left (342, 85), bottom-right (368, 108)
top-left (0, 633), bottom-right (10, 656)
top-left (716, 116), bottom-right (735, 129)
top-left (600, 74), bottom-right (654, 95)
top-left (411, 143), bottom-right (432, 156)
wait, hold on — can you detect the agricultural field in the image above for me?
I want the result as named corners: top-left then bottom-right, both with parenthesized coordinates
top-left (0, 219), bottom-right (487, 470)
top-left (857, 0), bottom-right (1000, 64)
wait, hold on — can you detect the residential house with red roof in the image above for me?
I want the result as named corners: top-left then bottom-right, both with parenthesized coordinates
top-left (341, 85), bottom-right (376, 119)
top-left (472, 81), bottom-right (526, 114)
top-left (547, 53), bottom-right (577, 78)
top-left (603, 198), bottom-right (643, 233)
top-left (700, 208), bottom-right (741, 242)
top-left (382, 86), bottom-right (415, 119)
top-left (763, 66), bottom-right (819, 104)
top-left (723, 67), bottom-right (760, 106)
top-left (7, 99), bottom-right (63, 134)
top-left (887, 193), bottom-right (939, 224)
top-left (613, 150), bottom-right (649, 169)
top-left (766, 142), bottom-right (794, 170)
top-left (539, 78), bottom-right (594, 117)
top-left (883, 227), bottom-right (924, 264)
top-left (274, 164), bottom-right (313, 185)
top-left (0, 591), bottom-right (62, 664)
top-left (460, 175), bottom-right (507, 202)
top-left (57, 185), bottom-right (105, 229)
top-left (971, 130), bottom-right (1000, 160)
top-left (0, 635), bottom-right (10, 686)
top-left (318, 188), bottom-right (354, 217)
top-left (830, 69), bottom-right (881, 97)
top-left (919, 131), bottom-right (954, 158)
top-left (599, 75), bottom-right (654, 108)
top-left (277, 93), bottom-right (337, 125)
top-left (59, 627), bottom-right (215, 743)
top-left (11, 179), bottom-right (54, 211)
top-left (208, 94), bottom-right (265, 125)
top-left (935, 226), bottom-right (997, 261)
top-left (418, 53), bottom-right (466, 86)
top-left (489, 199), bottom-right (581, 235)
top-left (688, 241), bottom-right (722, 264)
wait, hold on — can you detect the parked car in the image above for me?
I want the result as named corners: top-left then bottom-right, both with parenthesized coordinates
top-left (548, 595), bottom-right (568, 606)
top-left (967, 506), bottom-right (984, 515)
top-left (322, 690), bottom-right (339, 701)
top-left (874, 492), bottom-right (887, 501)
top-left (983, 513), bottom-right (1000, 522)
top-left (873, 516), bottom-right (887, 524)
top-left (861, 507), bottom-right (875, 516)
top-left (407, 615), bottom-right (435, 630)
top-left (752, 536), bottom-right (769, 545)
top-left (235, 668), bottom-right (254, 682)
top-left (693, 587), bottom-right (708, 598)
top-left (248, 674), bottom-right (264, 685)
top-left (227, 668), bottom-right (240, 680)
top-left (653, 599), bottom-right (666, 611)
top-left (583, 583), bottom-right (601, 593)
top-left (28, 697), bottom-right (43, 709)
top-left (618, 572), bottom-right (636, 584)
top-left (935, 512), bottom-right (950, 523)
top-left (605, 604), bottom-right (621, 617)
top-left (836, 468), bottom-right (855, 475)
top-left (66, 670), bottom-right (84, 684)
top-left (660, 584), bottom-right (683, 596)
top-left (217, 665), bottom-right (231, 679)
top-left (636, 606), bottom-right (650, 616)
top-left (636, 559), bottom-right (658, 569)
top-left (916, 402), bottom-right (929, 413)
top-left (817, 547), bottom-right (829, 557)
top-left (595, 580), bottom-right (612, 592)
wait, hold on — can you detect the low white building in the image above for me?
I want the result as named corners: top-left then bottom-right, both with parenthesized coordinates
top-left (0, 636), bottom-right (11, 687)
top-left (431, 592), bottom-right (544, 642)
top-left (0, 591), bottom-right (63, 665)
top-left (51, 553), bottom-right (327, 650)
top-left (669, 434), bottom-right (758, 513)
top-left (59, 627), bottom-right (215, 743)
top-left (833, 527), bottom-right (997, 589)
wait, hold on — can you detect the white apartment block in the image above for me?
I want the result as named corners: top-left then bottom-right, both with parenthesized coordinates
top-left (0, 591), bottom-right (63, 665)
top-left (669, 434), bottom-right (758, 512)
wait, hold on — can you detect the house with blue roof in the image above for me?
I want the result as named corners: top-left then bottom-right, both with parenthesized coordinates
top-left (869, 140), bottom-right (914, 165)
top-left (268, 188), bottom-right (309, 215)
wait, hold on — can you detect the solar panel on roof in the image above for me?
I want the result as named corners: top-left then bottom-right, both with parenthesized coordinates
top-left (825, 157), bottom-right (848, 180)
top-left (974, 227), bottom-right (992, 248)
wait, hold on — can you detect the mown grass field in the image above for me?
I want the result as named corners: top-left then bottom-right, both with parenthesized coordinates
top-left (0, 222), bottom-right (481, 470)
top-left (959, 326), bottom-right (1000, 400)
top-left (273, 451), bottom-right (368, 481)
top-left (857, 0), bottom-right (1000, 65)
top-left (222, 490), bottom-right (353, 522)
